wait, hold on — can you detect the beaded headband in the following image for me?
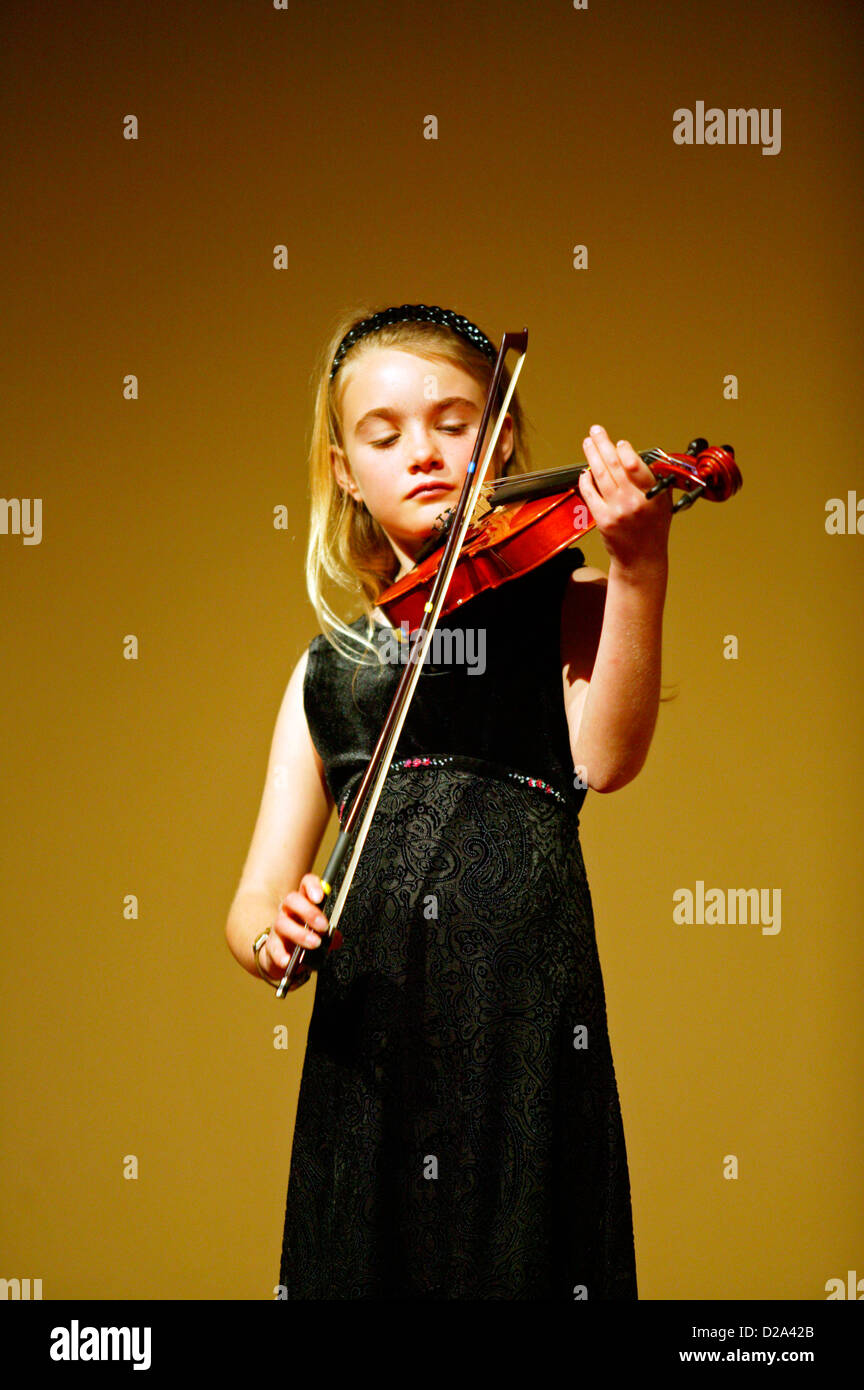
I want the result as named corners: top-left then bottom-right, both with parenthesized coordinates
top-left (329, 303), bottom-right (498, 381)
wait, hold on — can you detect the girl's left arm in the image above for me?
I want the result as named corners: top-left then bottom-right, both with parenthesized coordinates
top-left (562, 424), bottom-right (674, 793)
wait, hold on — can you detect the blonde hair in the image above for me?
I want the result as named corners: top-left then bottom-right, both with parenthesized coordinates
top-left (304, 305), bottom-right (533, 665)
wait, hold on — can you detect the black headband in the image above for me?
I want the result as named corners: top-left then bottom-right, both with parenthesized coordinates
top-left (329, 303), bottom-right (498, 381)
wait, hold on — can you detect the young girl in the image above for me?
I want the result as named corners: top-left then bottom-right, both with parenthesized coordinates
top-left (225, 303), bottom-right (672, 1301)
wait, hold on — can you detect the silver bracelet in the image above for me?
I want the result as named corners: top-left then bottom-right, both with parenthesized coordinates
top-left (253, 929), bottom-right (310, 992)
top-left (252, 930), bottom-right (279, 988)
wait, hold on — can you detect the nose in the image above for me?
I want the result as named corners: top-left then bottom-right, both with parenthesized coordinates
top-left (406, 425), bottom-right (443, 471)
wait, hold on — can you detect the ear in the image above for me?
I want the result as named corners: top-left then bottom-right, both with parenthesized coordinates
top-left (497, 412), bottom-right (515, 468)
top-left (330, 444), bottom-right (363, 504)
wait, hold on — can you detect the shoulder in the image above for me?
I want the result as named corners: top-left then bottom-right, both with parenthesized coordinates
top-left (282, 642), bottom-right (326, 738)
top-left (547, 545), bottom-right (603, 589)
top-left (297, 637), bottom-right (328, 708)
top-left (291, 642), bottom-right (315, 687)
top-left (565, 563), bottom-right (607, 586)
top-left (560, 562), bottom-right (607, 662)
top-left (561, 559), bottom-right (608, 611)
top-left (303, 628), bottom-right (346, 677)
top-left (305, 620), bottom-right (384, 679)
top-left (282, 645), bottom-right (313, 716)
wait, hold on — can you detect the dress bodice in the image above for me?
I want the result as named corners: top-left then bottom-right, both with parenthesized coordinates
top-left (302, 546), bottom-right (589, 821)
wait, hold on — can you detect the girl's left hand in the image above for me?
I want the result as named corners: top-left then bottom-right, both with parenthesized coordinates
top-left (578, 424), bottom-right (672, 571)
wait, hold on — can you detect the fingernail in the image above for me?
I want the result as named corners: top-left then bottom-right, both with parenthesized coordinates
top-left (310, 884), bottom-right (322, 902)
top-left (317, 915), bottom-right (328, 930)
top-left (306, 932), bottom-right (319, 946)
top-left (590, 424), bottom-right (602, 436)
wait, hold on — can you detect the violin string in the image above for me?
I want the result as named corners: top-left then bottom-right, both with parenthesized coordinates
top-left (490, 450), bottom-right (670, 491)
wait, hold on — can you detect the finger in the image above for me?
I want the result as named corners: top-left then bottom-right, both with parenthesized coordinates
top-left (614, 438), bottom-right (656, 491)
top-left (281, 888), bottom-right (326, 927)
top-left (577, 464), bottom-right (608, 522)
top-left (301, 876), bottom-right (330, 934)
top-left (582, 435), bottom-right (617, 500)
top-left (262, 930), bottom-right (291, 972)
top-left (301, 872), bottom-right (326, 905)
top-left (582, 438), bottom-right (608, 495)
top-left (578, 464), bottom-right (597, 498)
top-left (267, 923), bottom-right (313, 970)
top-left (585, 425), bottom-right (627, 484)
top-left (279, 891), bottom-right (328, 945)
top-left (274, 914), bottom-right (323, 952)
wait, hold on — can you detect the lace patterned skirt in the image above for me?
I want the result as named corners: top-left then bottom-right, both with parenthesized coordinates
top-left (278, 757), bottom-right (637, 1301)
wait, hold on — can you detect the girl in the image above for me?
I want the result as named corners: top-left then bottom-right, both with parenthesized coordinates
top-left (225, 303), bottom-right (672, 1300)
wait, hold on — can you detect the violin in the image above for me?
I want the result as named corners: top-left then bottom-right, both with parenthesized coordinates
top-left (376, 439), bottom-right (742, 631)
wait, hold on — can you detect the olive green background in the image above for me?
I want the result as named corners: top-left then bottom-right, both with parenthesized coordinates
top-left (1, 0), bottom-right (861, 1300)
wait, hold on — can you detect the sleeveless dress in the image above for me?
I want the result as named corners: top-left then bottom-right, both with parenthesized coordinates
top-left (278, 547), bottom-right (638, 1300)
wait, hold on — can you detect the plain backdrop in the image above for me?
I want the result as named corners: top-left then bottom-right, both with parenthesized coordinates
top-left (1, 0), bottom-right (861, 1300)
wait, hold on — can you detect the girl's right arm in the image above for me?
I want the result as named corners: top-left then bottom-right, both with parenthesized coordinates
top-left (225, 648), bottom-right (335, 985)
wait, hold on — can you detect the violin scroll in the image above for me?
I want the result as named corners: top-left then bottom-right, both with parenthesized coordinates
top-left (646, 441), bottom-right (741, 509)
top-left (685, 442), bottom-right (741, 502)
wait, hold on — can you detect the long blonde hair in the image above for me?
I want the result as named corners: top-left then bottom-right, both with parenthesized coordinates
top-left (304, 305), bottom-right (533, 664)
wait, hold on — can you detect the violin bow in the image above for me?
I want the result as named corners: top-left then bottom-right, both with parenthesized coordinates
top-left (275, 327), bottom-right (529, 996)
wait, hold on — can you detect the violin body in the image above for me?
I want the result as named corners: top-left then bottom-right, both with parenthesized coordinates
top-left (380, 489), bottom-right (587, 630)
top-left (378, 441), bottom-right (741, 630)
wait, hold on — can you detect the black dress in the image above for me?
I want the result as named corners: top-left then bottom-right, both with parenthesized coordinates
top-left (278, 547), bottom-right (638, 1300)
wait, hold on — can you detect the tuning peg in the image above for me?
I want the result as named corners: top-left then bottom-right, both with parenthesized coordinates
top-left (646, 473), bottom-right (676, 499)
top-left (721, 444), bottom-right (735, 457)
top-left (685, 437), bottom-right (709, 456)
top-left (672, 483), bottom-right (707, 513)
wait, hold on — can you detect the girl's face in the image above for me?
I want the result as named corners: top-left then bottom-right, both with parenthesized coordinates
top-left (331, 347), bottom-right (514, 577)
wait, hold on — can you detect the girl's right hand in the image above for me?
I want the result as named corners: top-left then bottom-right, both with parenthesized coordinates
top-left (261, 874), bottom-right (330, 976)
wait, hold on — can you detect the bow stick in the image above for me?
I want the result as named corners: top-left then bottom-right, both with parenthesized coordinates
top-left (275, 327), bottom-right (529, 996)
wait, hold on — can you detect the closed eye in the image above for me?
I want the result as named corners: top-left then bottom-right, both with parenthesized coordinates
top-left (372, 424), bottom-right (468, 449)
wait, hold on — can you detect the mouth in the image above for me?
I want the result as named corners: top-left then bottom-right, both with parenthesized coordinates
top-left (407, 483), bottom-right (454, 500)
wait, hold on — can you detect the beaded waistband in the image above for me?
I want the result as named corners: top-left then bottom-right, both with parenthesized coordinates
top-left (336, 753), bottom-right (573, 823)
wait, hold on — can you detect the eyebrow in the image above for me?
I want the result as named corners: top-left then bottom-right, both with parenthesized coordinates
top-left (353, 395), bottom-right (479, 434)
